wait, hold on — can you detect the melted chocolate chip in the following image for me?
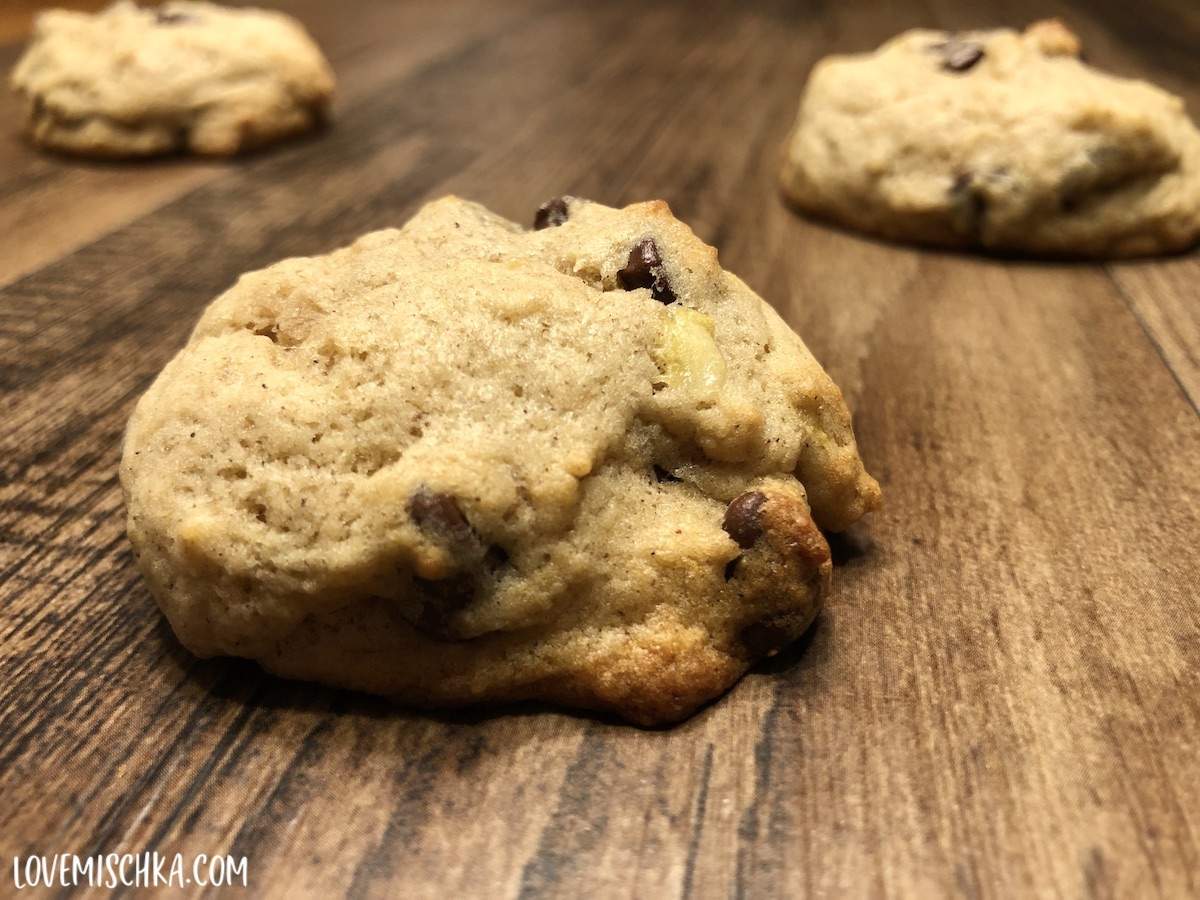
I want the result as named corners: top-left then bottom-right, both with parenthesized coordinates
top-left (722, 491), bottom-right (767, 549)
top-left (534, 197), bottom-right (570, 230)
top-left (618, 238), bottom-right (676, 304)
top-left (652, 465), bottom-right (681, 483)
top-left (413, 573), bottom-right (477, 638)
top-left (937, 38), bottom-right (985, 72)
top-left (405, 488), bottom-right (512, 637)
top-left (409, 543), bottom-right (508, 640)
top-left (484, 544), bottom-right (510, 570)
top-left (154, 9), bottom-right (195, 24)
top-left (408, 487), bottom-right (473, 542)
top-left (723, 556), bottom-right (741, 581)
top-left (949, 172), bottom-right (987, 235)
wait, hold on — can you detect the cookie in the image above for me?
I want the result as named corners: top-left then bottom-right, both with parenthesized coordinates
top-left (120, 196), bottom-right (880, 725)
top-left (10, 1), bottom-right (334, 157)
top-left (780, 20), bottom-right (1200, 257)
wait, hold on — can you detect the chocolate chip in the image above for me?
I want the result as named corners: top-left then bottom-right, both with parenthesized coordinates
top-left (618, 238), bottom-right (676, 304)
top-left (739, 618), bottom-right (794, 657)
top-left (412, 573), bottom-right (477, 638)
top-left (652, 465), bottom-right (681, 483)
top-left (722, 491), bottom-right (767, 549)
top-left (937, 38), bottom-right (985, 72)
top-left (408, 487), bottom-right (473, 543)
top-left (723, 556), bottom-right (741, 580)
top-left (484, 544), bottom-right (510, 570)
top-left (949, 172), bottom-right (987, 235)
top-left (155, 9), bottom-right (195, 24)
top-left (534, 197), bottom-right (570, 230)
top-left (404, 487), bottom-right (512, 637)
top-left (409, 543), bottom-right (508, 640)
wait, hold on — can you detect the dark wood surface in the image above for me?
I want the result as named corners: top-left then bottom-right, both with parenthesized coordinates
top-left (2, 1), bottom-right (1198, 897)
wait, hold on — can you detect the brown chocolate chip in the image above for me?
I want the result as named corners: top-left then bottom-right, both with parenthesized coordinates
top-left (723, 556), bottom-right (741, 581)
top-left (409, 543), bottom-right (508, 640)
top-left (534, 197), bottom-right (570, 230)
top-left (618, 238), bottom-right (676, 304)
top-left (408, 486), bottom-right (473, 543)
top-left (483, 544), bottom-right (510, 571)
top-left (949, 172), bottom-right (987, 235)
top-left (405, 488), bottom-right (512, 637)
top-left (739, 618), bottom-right (794, 657)
top-left (652, 465), bottom-right (681, 483)
top-left (722, 491), bottom-right (767, 549)
top-left (155, 9), bottom-right (195, 24)
top-left (937, 38), bottom-right (985, 72)
top-left (412, 573), bottom-right (477, 639)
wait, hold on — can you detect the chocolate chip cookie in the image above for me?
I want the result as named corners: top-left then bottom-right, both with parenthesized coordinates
top-left (780, 20), bottom-right (1200, 257)
top-left (121, 196), bottom-right (880, 725)
top-left (10, 1), bottom-right (334, 157)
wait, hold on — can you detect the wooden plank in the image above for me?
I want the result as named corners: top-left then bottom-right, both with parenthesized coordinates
top-left (1058, 0), bottom-right (1200, 409)
top-left (0, 0), bottom-right (1197, 897)
top-left (1107, 260), bottom-right (1200, 409)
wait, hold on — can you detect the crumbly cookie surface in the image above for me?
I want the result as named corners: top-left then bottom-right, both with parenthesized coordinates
top-left (121, 196), bottom-right (880, 725)
top-left (10, 1), bottom-right (333, 157)
top-left (780, 20), bottom-right (1200, 257)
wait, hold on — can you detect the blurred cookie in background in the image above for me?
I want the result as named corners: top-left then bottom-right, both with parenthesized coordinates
top-left (10, 1), bottom-right (334, 157)
top-left (780, 20), bottom-right (1200, 258)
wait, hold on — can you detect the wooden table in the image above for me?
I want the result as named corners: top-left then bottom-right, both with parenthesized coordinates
top-left (2, 1), bottom-right (1197, 896)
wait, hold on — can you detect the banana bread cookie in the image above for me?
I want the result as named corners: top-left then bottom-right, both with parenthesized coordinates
top-left (121, 196), bottom-right (880, 724)
top-left (11, 1), bottom-right (333, 157)
top-left (780, 20), bottom-right (1200, 257)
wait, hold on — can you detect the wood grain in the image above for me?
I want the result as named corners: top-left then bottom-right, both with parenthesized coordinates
top-left (1, 1), bottom-right (1197, 897)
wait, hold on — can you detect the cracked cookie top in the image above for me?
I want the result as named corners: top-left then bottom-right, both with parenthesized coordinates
top-left (10, 1), bottom-right (334, 157)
